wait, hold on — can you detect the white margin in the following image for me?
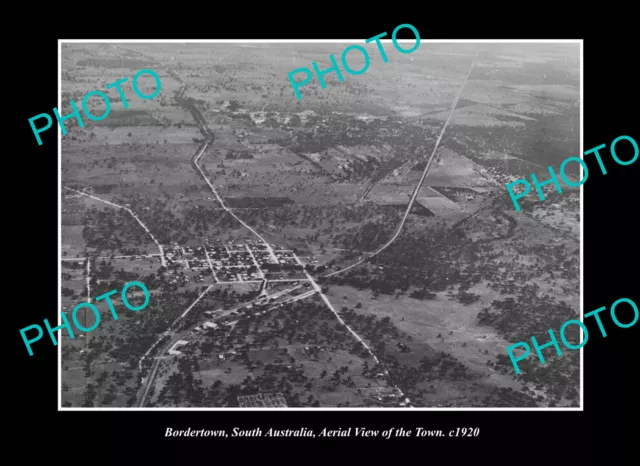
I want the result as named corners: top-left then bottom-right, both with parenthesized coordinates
top-left (58, 39), bottom-right (62, 411)
top-left (579, 39), bottom-right (584, 410)
top-left (58, 39), bottom-right (583, 412)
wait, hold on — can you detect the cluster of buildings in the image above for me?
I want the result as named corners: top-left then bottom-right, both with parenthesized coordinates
top-left (159, 239), bottom-right (304, 284)
top-left (208, 242), bottom-right (264, 282)
top-left (194, 321), bottom-right (219, 333)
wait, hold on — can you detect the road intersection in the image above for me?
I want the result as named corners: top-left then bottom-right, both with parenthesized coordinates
top-left (62, 48), bottom-right (431, 407)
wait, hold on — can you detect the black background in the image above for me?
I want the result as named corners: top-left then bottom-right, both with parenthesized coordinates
top-left (11, 11), bottom-right (636, 462)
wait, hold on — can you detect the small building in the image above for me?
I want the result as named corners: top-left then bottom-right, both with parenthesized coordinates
top-left (168, 340), bottom-right (189, 355)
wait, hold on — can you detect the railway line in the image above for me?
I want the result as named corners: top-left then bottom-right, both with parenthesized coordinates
top-left (111, 46), bottom-right (414, 407)
top-left (324, 54), bottom-right (478, 279)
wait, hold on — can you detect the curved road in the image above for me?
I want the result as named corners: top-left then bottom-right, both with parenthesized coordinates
top-left (117, 46), bottom-right (413, 406)
top-left (137, 284), bottom-right (213, 406)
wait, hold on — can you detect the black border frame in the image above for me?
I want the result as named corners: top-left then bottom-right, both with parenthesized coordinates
top-left (12, 13), bottom-right (636, 460)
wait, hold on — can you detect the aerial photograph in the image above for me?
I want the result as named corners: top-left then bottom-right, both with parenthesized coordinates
top-left (60, 41), bottom-right (581, 409)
